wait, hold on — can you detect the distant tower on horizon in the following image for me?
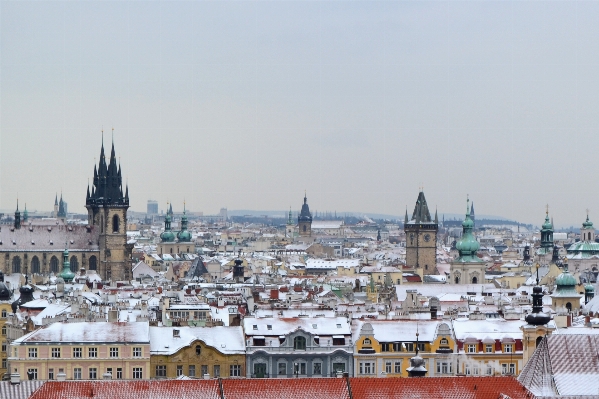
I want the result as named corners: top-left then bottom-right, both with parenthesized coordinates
top-left (469, 201), bottom-right (475, 229)
top-left (298, 193), bottom-right (312, 237)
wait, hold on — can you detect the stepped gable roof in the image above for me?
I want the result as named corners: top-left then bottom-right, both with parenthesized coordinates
top-left (29, 380), bottom-right (220, 399)
top-left (519, 334), bottom-right (599, 397)
top-left (0, 225), bottom-right (99, 251)
top-left (221, 378), bottom-right (350, 399)
top-left (349, 377), bottom-right (531, 399)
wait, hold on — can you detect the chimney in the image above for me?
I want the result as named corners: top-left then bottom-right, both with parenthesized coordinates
top-left (56, 372), bottom-right (67, 381)
top-left (10, 373), bottom-right (20, 385)
top-left (108, 308), bottom-right (118, 322)
top-left (103, 372), bottom-right (113, 380)
top-left (203, 373), bottom-right (210, 379)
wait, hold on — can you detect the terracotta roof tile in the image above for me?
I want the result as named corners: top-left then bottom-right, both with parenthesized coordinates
top-left (349, 376), bottom-right (532, 399)
top-left (29, 380), bottom-right (221, 399)
top-left (221, 378), bottom-right (351, 399)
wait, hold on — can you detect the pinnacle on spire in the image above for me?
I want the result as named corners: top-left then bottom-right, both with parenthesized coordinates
top-left (404, 207), bottom-right (408, 225)
top-left (16, 197), bottom-right (19, 211)
top-left (434, 208), bottom-right (438, 224)
top-left (125, 184), bottom-right (129, 200)
top-left (55, 193), bottom-right (58, 206)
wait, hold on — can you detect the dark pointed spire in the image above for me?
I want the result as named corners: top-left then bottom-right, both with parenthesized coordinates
top-left (434, 208), bottom-right (438, 224)
top-left (125, 184), bottom-right (129, 201)
top-left (55, 193), bottom-right (58, 206)
top-left (404, 208), bottom-right (408, 225)
top-left (87, 183), bottom-right (91, 200)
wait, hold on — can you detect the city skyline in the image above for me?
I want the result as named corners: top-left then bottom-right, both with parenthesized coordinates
top-left (2, 2), bottom-right (599, 226)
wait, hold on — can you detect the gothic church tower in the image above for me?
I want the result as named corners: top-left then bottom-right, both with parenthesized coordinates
top-left (404, 191), bottom-right (438, 275)
top-left (85, 135), bottom-right (132, 281)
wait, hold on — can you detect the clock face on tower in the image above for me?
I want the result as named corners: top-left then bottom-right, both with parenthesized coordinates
top-left (424, 234), bottom-right (431, 242)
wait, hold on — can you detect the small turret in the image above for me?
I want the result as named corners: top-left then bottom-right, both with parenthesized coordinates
top-left (525, 264), bottom-right (551, 326)
top-left (58, 246), bottom-right (75, 283)
top-left (407, 330), bottom-right (427, 377)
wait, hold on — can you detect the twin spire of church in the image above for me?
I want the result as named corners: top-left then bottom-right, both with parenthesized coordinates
top-left (86, 131), bottom-right (129, 207)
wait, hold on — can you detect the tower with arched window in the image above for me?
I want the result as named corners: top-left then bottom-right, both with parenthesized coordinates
top-left (85, 134), bottom-right (132, 281)
top-left (298, 194), bottom-right (312, 238)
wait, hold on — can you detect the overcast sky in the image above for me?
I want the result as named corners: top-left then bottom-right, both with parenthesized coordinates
top-left (0, 1), bottom-right (597, 227)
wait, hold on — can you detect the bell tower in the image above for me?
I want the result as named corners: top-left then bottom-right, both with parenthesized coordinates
top-left (85, 131), bottom-right (132, 281)
top-left (298, 193), bottom-right (312, 237)
top-left (404, 191), bottom-right (438, 276)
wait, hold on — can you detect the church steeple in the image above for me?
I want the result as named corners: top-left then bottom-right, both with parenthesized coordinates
top-left (541, 206), bottom-right (554, 250)
top-left (14, 199), bottom-right (21, 230)
top-left (87, 131), bottom-right (127, 208)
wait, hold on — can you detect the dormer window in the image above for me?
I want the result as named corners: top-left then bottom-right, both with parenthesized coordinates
top-left (336, 324), bottom-right (341, 328)
top-left (253, 325), bottom-right (258, 330)
top-left (364, 338), bottom-right (371, 345)
top-left (267, 325), bottom-right (272, 330)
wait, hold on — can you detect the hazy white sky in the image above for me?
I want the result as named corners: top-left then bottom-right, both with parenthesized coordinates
top-left (0, 1), bottom-right (597, 227)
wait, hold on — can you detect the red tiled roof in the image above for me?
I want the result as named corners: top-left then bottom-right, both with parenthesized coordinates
top-left (29, 380), bottom-right (221, 399)
top-left (404, 275), bottom-right (422, 282)
top-left (28, 377), bottom-right (533, 399)
top-left (221, 378), bottom-right (351, 399)
top-left (349, 376), bottom-right (532, 399)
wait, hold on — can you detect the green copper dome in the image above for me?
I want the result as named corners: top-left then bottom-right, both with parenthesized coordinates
top-left (583, 215), bottom-right (594, 229)
top-left (542, 214), bottom-right (553, 230)
top-left (178, 230), bottom-right (192, 242)
top-left (455, 198), bottom-right (480, 262)
top-left (585, 283), bottom-right (595, 292)
top-left (555, 268), bottom-right (577, 287)
top-left (160, 214), bottom-right (176, 242)
top-left (58, 248), bottom-right (75, 282)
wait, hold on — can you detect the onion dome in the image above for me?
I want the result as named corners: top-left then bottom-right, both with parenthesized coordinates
top-left (455, 198), bottom-right (480, 261)
top-left (542, 214), bottom-right (553, 231)
top-left (160, 213), bottom-right (176, 243)
top-left (11, 275), bottom-right (35, 313)
top-left (583, 215), bottom-right (594, 229)
top-left (58, 248), bottom-right (75, 282)
top-left (177, 203), bottom-right (192, 242)
top-left (298, 194), bottom-right (312, 222)
top-left (0, 272), bottom-right (12, 301)
top-left (556, 267), bottom-right (577, 287)
top-left (585, 283), bottom-right (595, 292)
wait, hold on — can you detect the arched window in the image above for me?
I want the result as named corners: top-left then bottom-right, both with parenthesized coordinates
top-left (112, 215), bottom-right (120, 233)
top-left (1, 326), bottom-right (5, 336)
top-left (536, 336), bottom-right (543, 347)
top-left (1, 310), bottom-right (6, 318)
top-left (12, 257), bottom-right (21, 273)
top-left (70, 256), bottom-right (79, 273)
top-left (455, 276), bottom-right (460, 284)
top-left (89, 255), bottom-right (97, 270)
top-left (31, 256), bottom-right (40, 274)
top-left (101, 215), bottom-right (104, 233)
top-left (50, 256), bottom-right (59, 273)
top-left (293, 336), bottom-right (306, 350)
top-left (566, 302), bottom-right (572, 312)
top-left (472, 276), bottom-right (478, 284)
top-left (195, 345), bottom-right (201, 355)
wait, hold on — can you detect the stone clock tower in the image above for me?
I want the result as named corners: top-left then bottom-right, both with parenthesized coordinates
top-left (404, 191), bottom-right (438, 276)
top-left (85, 135), bottom-right (132, 281)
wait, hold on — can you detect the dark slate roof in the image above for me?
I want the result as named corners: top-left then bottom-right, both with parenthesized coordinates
top-left (0, 225), bottom-right (99, 251)
top-left (407, 191), bottom-right (433, 224)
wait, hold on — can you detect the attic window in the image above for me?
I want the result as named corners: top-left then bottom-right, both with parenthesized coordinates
top-left (253, 325), bottom-right (258, 330)
top-left (12, 240), bottom-right (16, 245)
top-left (312, 324), bottom-right (317, 329)
top-left (48, 227), bottom-right (52, 232)
top-left (50, 241), bottom-right (53, 245)
top-left (70, 240), bottom-right (74, 244)
top-left (336, 324), bottom-right (341, 328)
top-left (31, 241), bottom-right (35, 245)
top-left (267, 325), bottom-right (272, 330)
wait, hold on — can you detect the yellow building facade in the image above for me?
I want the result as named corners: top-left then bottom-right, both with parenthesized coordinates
top-left (150, 326), bottom-right (245, 379)
top-left (353, 320), bottom-right (454, 378)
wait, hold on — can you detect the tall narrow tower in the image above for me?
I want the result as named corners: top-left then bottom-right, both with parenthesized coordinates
top-left (404, 191), bottom-right (438, 274)
top-left (85, 134), bottom-right (132, 281)
top-left (298, 193), bottom-right (312, 237)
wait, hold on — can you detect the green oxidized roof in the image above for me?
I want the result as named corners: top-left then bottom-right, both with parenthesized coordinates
top-left (585, 283), bottom-right (595, 292)
top-left (567, 241), bottom-right (599, 252)
top-left (542, 213), bottom-right (553, 231)
top-left (58, 248), bottom-right (75, 282)
top-left (455, 199), bottom-right (481, 263)
top-left (556, 268), bottom-right (577, 287)
top-left (583, 215), bottom-right (594, 229)
top-left (178, 230), bottom-right (192, 242)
